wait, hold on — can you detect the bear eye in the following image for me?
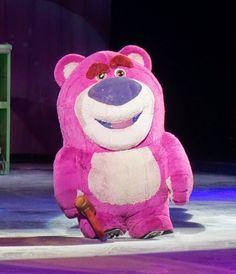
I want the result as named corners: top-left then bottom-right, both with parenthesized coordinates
top-left (115, 68), bottom-right (126, 77)
top-left (96, 72), bottom-right (107, 81)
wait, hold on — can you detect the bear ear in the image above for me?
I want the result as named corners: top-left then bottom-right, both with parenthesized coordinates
top-left (119, 45), bottom-right (152, 71)
top-left (54, 54), bottom-right (85, 87)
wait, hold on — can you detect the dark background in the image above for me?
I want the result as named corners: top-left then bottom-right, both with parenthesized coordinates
top-left (110, 2), bottom-right (235, 164)
top-left (0, 0), bottom-right (235, 165)
top-left (0, 0), bottom-right (111, 157)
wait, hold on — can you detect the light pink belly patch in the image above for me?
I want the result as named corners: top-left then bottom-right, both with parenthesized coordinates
top-left (88, 147), bottom-right (161, 205)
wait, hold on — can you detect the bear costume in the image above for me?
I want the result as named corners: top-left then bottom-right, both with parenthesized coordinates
top-left (53, 45), bottom-right (194, 239)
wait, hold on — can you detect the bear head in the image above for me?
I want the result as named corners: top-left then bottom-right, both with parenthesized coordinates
top-left (54, 45), bottom-right (165, 152)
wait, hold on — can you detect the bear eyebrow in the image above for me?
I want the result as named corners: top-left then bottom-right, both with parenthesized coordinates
top-left (110, 55), bottom-right (133, 68)
top-left (86, 63), bottom-right (110, 79)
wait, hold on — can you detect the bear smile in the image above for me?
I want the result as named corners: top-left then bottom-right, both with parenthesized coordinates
top-left (95, 112), bottom-right (142, 129)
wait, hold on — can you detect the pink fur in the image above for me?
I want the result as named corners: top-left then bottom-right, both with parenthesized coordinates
top-left (54, 45), bottom-right (194, 238)
top-left (54, 54), bottom-right (85, 87)
top-left (119, 45), bottom-right (152, 70)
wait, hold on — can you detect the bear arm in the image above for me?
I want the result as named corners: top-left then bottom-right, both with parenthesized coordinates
top-left (54, 147), bottom-right (83, 218)
top-left (162, 132), bottom-right (194, 205)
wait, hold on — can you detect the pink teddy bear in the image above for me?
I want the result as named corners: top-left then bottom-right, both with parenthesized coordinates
top-left (54, 45), bottom-right (194, 239)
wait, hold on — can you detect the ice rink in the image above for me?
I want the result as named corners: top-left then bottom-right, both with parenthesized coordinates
top-left (0, 164), bottom-right (235, 273)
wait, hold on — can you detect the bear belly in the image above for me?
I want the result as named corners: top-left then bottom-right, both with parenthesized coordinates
top-left (88, 147), bottom-right (161, 205)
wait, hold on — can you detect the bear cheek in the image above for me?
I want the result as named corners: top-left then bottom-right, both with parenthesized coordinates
top-left (74, 89), bottom-right (91, 130)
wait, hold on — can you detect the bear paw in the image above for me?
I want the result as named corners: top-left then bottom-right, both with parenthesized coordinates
top-left (105, 228), bottom-right (124, 239)
top-left (143, 230), bottom-right (173, 239)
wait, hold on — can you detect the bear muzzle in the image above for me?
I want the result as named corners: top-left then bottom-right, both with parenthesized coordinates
top-left (88, 77), bottom-right (142, 106)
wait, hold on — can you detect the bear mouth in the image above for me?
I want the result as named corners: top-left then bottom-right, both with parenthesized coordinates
top-left (95, 112), bottom-right (142, 129)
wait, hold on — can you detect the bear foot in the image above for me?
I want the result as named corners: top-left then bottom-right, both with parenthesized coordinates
top-left (143, 230), bottom-right (173, 239)
top-left (105, 228), bottom-right (124, 239)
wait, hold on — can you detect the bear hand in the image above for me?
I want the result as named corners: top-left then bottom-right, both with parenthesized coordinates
top-left (64, 208), bottom-right (78, 219)
top-left (55, 189), bottom-right (79, 218)
top-left (172, 191), bottom-right (189, 205)
top-left (166, 174), bottom-right (193, 205)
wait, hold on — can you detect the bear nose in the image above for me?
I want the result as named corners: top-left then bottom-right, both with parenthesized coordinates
top-left (88, 77), bottom-right (142, 106)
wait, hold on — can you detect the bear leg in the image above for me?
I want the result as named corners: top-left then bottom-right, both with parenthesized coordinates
top-left (79, 212), bottom-right (126, 239)
top-left (126, 207), bottom-right (173, 238)
top-left (79, 218), bottom-right (96, 239)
